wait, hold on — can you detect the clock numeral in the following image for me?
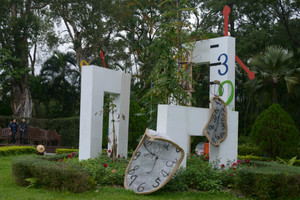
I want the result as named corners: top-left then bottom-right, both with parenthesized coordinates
top-left (128, 165), bottom-right (139, 175)
top-left (144, 138), bottom-right (153, 148)
top-left (137, 182), bottom-right (145, 192)
top-left (163, 143), bottom-right (170, 150)
top-left (152, 177), bottom-right (161, 188)
top-left (166, 158), bottom-right (178, 167)
top-left (161, 170), bottom-right (170, 177)
top-left (128, 175), bottom-right (137, 187)
top-left (133, 151), bottom-right (140, 160)
top-left (217, 53), bottom-right (228, 76)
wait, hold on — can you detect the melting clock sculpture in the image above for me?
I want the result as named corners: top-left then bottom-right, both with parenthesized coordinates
top-left (124, 129), bottom-right (184, 194)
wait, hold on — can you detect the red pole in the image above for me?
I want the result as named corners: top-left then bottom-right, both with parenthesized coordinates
top-left (223, 5), bottom-right (230, 36)
top-left (100, 50), bottom-right (107, 68)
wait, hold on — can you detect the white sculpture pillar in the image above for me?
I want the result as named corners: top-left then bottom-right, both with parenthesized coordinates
top-left (79, 65), bottom-right (131, 160)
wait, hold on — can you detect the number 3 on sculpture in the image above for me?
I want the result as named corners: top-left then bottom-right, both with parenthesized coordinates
top-left (218, 53), bottom-right (228, 76)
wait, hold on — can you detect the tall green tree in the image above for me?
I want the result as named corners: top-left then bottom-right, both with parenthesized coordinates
top-left (0, 0), bottom-right (49, 117)
top-left (248, 46), bottom-right (300, 104)
top-left (49, 0), bottom-right (131, 72)
top-left (40, 51), bottom-right (80, 117)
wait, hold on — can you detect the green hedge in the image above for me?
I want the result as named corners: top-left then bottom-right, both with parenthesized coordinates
top-left (238, 144), bottom-right (300, 158)
top-left (236, 161), bottom-right (300, 200)
top-left (238, 145), bottom-right (264, 156)
top-left (238, 155), bottom-right (300, 166)
top-left (0, 146), bottom-right (36, 156)
top-left (12, 155), bottom-right (95, 193)
top-left (56, 148), bottom-right (79, 154)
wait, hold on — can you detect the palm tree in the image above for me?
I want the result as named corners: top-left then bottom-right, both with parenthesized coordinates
top-left (40, 51), bottom-right (80, 117)
top-left (248, 46), bottom-right (300, 104)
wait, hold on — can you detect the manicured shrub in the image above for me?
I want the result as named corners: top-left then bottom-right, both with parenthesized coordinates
top-left (0, 146), bottom-right (35, 156)
top-left (12, 156), bottom-right (95, 193)
top-left (56, 148), bottom-right (78, 154)
top-left (238, 155), bottom-right (272, 162)
top-left (238, 145), bottom-right (263, 156)
top-left (250, 104), bottom-right (299, 158)
top-left (236, 161), bottom-right (300, 200)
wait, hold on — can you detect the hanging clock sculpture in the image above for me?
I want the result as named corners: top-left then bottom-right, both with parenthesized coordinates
top-left (203, 81), bottom-right (228, 147)
top-left (124, 129), bottom-right (184, 194)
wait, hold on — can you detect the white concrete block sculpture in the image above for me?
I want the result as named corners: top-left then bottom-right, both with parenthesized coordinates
top-left (156, 36), bottom-right (239, 167)
top-left (79, 65), bottom-right (131, 160)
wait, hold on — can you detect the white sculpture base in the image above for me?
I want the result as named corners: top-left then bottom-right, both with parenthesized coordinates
top-left (156, 104), bottom-right (238, 167)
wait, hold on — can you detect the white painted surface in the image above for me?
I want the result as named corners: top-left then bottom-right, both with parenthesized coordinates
top-left (156, 105), bottom-right (238, 167)
top-left (79, 65), bottom-right (131, 160)
top-left (193, 37), bottom-right (235, 110)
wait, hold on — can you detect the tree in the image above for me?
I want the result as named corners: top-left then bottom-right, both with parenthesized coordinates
top-left (0, 0), bottom-right (49, 117)
top-left (49, 0), bottom-right (131, 72)
top-left (250, 104), bottom-right (299, 158)
top-left (248, 46), bottom-right (300, 104)
top-left (40, 51), bottom-right (80, 117)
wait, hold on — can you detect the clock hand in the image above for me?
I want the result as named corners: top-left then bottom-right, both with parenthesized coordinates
top-left (223, 5), bottom-right (230, 36)
top-left (146, 156), bottom-right (158, 174)
top-left (100, 50), bottom-right (107, 68)
top-left (235, 55), bottom-right (255, 79)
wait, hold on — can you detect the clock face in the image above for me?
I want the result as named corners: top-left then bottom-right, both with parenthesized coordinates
top-left (203, 96), bottom-right (227, 147)
top-left (124, 129), bottom-right (184, 194)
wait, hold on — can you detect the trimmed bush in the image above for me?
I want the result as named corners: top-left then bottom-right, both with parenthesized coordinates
top-left (12, 156), bottom-right (95, 193)
top-left (236, 161), bottom-right (300, 200)
top-left (238, 145), bottom-right (264, 156)
top-left (238, 155), bottom-right (272, 162)
top-left (56, 148), bottom-right (78, 154)
top-left (250, 104), bottom-right (300, 158)
top-left (0, 146), bottom-right (35, 156)
top-left (238, 155), bottom-right (300, 166)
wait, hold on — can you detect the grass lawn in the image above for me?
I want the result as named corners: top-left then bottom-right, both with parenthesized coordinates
top-left (0, 155), bottom-right (248, 200)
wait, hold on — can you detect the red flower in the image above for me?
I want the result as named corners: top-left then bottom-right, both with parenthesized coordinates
top-left (118, 154), bottom-right (120, 158)
top-left (221, 164), bottom-right (225, 168)
top-left (206, 155), bottom-right (209, 159)
top-left (232, 167), bottom-right (236, 170)
top-left (71, 152), bottom-right (75, 156)
top-left (111, 169), bottom-right (116, 173)
top-left (108, 149), bottom-right (111, 153)
top-left (59, 159), bottom-right (63, 162)
top-left (123, 156), bottom-right (125, 159)
top-left (237, 159), bottom-right (242, 164)
top-left (232, 163), bottom-right (237, 167)
top-left (245, 159), bottom-right (250, 163)
top-left (230, 172), bottom-right (234, 177)
top-left (68, 154), bottom-right (72, 158)
top-left (103, 163), bottom-right (108, 168)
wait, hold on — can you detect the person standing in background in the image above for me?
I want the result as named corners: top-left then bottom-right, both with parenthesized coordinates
top-left (8, 119), bottom-right (18, 144)
top-left (19, 118), bottom-right (28, 144)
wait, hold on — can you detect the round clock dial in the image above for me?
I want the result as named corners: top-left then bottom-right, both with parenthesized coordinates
top-left (124, 129), bottom-right (184, 194)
